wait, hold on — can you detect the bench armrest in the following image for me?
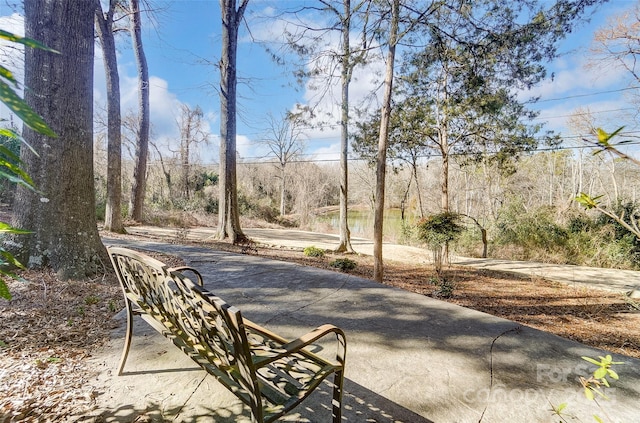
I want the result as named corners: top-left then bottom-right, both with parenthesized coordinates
top-left (249, 322), bottom-right (346, 368)
top-left (168, 266), bottom-right (204, 287)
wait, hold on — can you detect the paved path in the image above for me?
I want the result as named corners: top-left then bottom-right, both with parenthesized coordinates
top-left (89, 238), bottom-right (640, 422)
top-left (126, 225), bottom-right (640, 294)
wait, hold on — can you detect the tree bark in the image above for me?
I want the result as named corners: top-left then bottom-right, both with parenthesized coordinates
top-left (180, 107), bottom-right (193, 200)
top-left (373, 0), bottom-right (399, 282)
top-left (13, 0), bottom-right (107, 279)
top-left (335, 0), bottom-right (355, 254)
top-left (128, 0), bottom-right (150, 222)
top-left (95, 0), bottom-right (125, 233)
top-left (217, 0), bottom-right (249, 243)
top-left (280, 164), bottom-right (286, 216)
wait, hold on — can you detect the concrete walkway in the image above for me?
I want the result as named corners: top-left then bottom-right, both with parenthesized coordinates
top-left (127, 226), bottom-right (640, 294)
top-left (85, 236), bottom-right (640, 422)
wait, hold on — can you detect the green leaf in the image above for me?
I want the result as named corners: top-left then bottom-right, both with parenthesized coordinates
top-left (593, 415), bottom-right (604, 423)
top-left (0, 64), bottom-right (17, 85)
top-left (0, 128), bottom-right (18, 138)
top-left (0, 80), bottom-right (57, 138)
top-left (0, 221), bottom-right (31, 234)
top-left (0, 158), bottom-right (35, 185)
top-left (556, 403), bottom-right (567, 413)
top-left (0, 170), bottom-right (35, 190)
top-left (607, 369), bottom-right (619, 380)
top-left (0, 29), bottom-right (59, 53)
top-left (0, 145), bottom-right (20, 162)
top-left (0, 129), bottom-right (39, 156)
top-left (0, 250), bottom-right (25, 270)
top-left (0, 280), bottom-right (10, 300)
top-left (582, 356), bottom-right (601, 366)
top-left (584, 386), bottom-right (594, 401)
top-left (593, 367), bottom-right (607, 379)
top-left (575, 193), bottom-right (603, 210)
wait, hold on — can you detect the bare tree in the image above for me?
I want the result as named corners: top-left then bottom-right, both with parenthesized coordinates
top-left (177, 104), bottom-right (209, 200)
top-left (127, 0), bottom-right (150, 222)
top-left (373, 0), bottom-right (400, 282)
top-left (95, 0), bottom-right (125, 233)
top-left (218, 0), bottom-right (249, 242)
top-left (263, 1), bottom-right (375, 252)
top-left (14, 0), bottom-right (107, 278)
top-left (261, 112), bottom-right (305, 216)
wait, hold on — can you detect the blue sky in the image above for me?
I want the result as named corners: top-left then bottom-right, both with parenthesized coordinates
top-left (1, 1), bottom-right (638, 164)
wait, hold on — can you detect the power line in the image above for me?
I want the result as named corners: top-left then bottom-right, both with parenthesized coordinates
top-left (526, 87), bottom-right (637, 104)
top-left (534, 107), bottom-right (638, 121)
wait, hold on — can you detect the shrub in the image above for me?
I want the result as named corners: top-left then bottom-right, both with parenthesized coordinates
top-left (416, 212), bottom-right (464, 248)
top-left (430, 276), bottom-right (455, 298)
top-left (494, 204), bottom-right (568, 260)
top-left (329, 258), bottom-right (356, 271)
top-left (303, 246), bottom-right (325, 258)
top-left (416, 212), bottom-right (464, 273)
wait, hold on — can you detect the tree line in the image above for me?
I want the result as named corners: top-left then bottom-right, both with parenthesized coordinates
top-left (3, 0), bottom-right (630, 282)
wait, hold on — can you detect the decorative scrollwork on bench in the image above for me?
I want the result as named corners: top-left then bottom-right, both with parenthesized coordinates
top-left (108, 246), bottom-right (346, 423)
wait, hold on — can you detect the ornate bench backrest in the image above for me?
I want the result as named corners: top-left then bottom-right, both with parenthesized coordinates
top-left (108, 247), bottom-right (261, 411)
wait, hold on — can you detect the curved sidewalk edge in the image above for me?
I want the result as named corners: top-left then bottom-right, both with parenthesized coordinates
top-left (126, 226), bottom-right (640, 294)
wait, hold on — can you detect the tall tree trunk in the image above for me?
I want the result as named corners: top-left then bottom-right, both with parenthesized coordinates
top-left (373, 0), bottom-right (399, 282)
top-left (181, 111), bottom-right (192, 200)
top-left (280, 164), bottom-right (286, 216)
top-left (412, 157), bottom-right (425, 218)
top-left (335, 0), bottom-right (355, 253)
top-left (218, 0), bottom-right (249, 243)
top-left (441, 145), bottom-right (449, 212)
top-left (95, 0), bottom-right (124, 233)
top-left (128, 0), bottom-right (150, 222)
top-left (14, 0), bottom-right (106, 279)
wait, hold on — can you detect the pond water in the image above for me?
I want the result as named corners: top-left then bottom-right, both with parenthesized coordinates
top-left (316, 208), bottom-right (421, 241)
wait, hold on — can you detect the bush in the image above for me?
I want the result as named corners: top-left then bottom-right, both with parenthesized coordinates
top-left (430, 276), bottom-right (455, 298)
top-left (303, 246), bottom-right (325, 258)
top-left (416, 212), bottom-right (464, 248)
top-left (329, 258), bottom-right (356, 272)
top-left (416, 212), bottom-right (463, 273)
top-left (494, 204), bottom-right (567, 260)
top-left (452, 227), bottom-right (483, 257)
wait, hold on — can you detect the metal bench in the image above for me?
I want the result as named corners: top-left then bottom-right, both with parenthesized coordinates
top-left (107, 246), bottom-right (346, 423)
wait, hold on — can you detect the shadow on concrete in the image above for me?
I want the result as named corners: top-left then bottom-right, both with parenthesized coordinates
top-left (100, 239), bottom-right (640, 422)
top-left (83, 379), bottom-right (434, 423)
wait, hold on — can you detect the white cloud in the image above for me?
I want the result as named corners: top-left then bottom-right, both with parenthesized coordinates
top-left (309, 141), bottom-right (341, 162)
top-left (236, 134), bottom-right (255, 159)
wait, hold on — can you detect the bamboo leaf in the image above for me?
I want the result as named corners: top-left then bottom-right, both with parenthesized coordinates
top-left (0, 64), bottom-right (17, 85)
top-left (0, 29), bottom-right (59, 53)
top-left (0, 145), bottom-right (20, 162)
top-left (0, 250), bottom-right (24, 269)
top-left (0, 169), bottom-right (35, 190)
top-left (0, 80), bottom-right (57, 138)
top-left (0, 221), bottom-right (31, 234)
top-left (0, 280), bottom-right (10, 300)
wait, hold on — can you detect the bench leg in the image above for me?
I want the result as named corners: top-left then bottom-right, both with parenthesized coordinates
top-left (332, 369), bottom-right (344, 423)
top-left (117, 301), bottom-right (134, 376)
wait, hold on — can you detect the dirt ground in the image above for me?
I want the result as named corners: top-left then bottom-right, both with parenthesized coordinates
top-left (1, 231), bottom-right (639, 421)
